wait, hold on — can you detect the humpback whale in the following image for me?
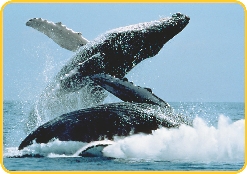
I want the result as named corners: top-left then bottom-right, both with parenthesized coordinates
top-left (19, 102), bottom-right (176, 150)
top-left (59, 13), bottom-right (190, 92)
top-left (20, 13), bottom-right (191, 150)
top-left (25, 12), bottom-right (190, 133)
top-left (19, 74), bottom-right (191, 150)
top-left (27, 13), bottom-right (190, 93)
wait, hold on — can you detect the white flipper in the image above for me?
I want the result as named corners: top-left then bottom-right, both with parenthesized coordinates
top-left (73, 140), bottom-right (114, 157)
top-left (26, 18), bottom-right (89, 51)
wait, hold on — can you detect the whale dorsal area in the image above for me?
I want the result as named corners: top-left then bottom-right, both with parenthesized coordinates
top-left (18, 102), bottom-right (174, 150)
top-left (26, 18), bottom-right (89, 52)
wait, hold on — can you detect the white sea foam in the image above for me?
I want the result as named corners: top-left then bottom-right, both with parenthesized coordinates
top-left (103, 115), bottom-right (244, 162)
top-left (4, 139), bottom-right (86, 158)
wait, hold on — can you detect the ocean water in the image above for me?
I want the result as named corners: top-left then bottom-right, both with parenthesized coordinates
top-left (2, 101), bottom-right (245, 171)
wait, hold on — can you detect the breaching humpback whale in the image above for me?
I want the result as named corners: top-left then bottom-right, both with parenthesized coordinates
top-left (20, 13), bottom-right (191, 150)
top-left (26, 13), bottom-right (190, 92)
top-left (25, 12), bottom-right (190, 133)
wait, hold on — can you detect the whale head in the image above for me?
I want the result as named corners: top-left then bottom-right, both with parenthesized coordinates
top-left (99, 12), bottom-right (190, 76)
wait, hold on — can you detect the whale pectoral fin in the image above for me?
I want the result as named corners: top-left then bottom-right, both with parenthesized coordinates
top-left (26, 18), bottom-right (89, 51)
top-left (89, 73), bottom-right (143, 102)
top-left (90, 74), bottom-right (171, 108)
top-left (74, 140), bottom-right (114, 157)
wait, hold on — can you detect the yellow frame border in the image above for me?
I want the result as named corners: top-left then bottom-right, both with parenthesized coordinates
top-left (0, 0), bottom-right (246, 173)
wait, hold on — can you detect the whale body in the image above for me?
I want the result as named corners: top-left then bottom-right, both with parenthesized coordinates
top-left (19, 74), bottom-right (192, 150)
top-left (18, 102), bottom-right (180, 150)
top-left (57, 13), bottom-right (190, 92)
top-left (26, 12), bottom-right (190, 93)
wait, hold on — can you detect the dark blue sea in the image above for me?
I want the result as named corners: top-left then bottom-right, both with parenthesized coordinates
top-left (2, 101), bottom-right (245, 172)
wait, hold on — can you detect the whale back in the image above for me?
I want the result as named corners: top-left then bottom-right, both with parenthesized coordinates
top-left (19, 102), bottom-right (179, 150)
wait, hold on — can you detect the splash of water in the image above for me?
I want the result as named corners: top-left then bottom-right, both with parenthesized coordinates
top-left (25, 82), bottom-right (106, 133)
top-left (24, 44), bottom-right (107, 133)
top-left (4, 139), bottom-right (86, 158)
top-left (102, 115), bottom-right (244, 162)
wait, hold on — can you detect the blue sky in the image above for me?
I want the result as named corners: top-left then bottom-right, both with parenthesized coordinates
top-left (3, 3), bottom-right (245, 102)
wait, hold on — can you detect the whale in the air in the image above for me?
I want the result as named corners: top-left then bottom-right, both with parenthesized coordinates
top-left (26, 13), bottom-right (190, 93)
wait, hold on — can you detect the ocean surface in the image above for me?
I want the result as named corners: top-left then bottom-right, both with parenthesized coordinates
top-left (2, 101), bottom-right (245, 171)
